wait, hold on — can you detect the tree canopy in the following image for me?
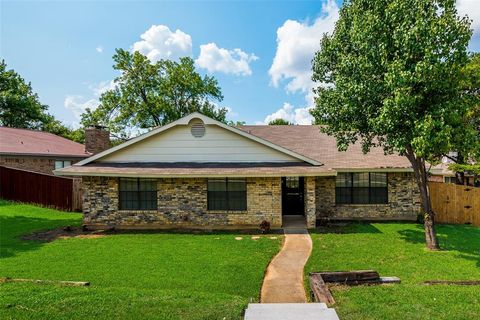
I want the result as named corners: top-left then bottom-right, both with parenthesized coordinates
top-left (268, 118), bottom-right (293, 125)
top-left (82, 49), bottom-right (228, 138)
top-left (0, 60), bottom-right (84, 142)
top-left (0, 60), bottom-right (50, 129)
top-left (448, 53), bottom-right (480, 184)
top-left (311, 0), bottom-right (475, 249)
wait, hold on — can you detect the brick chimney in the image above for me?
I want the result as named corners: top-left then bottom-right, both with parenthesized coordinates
top-left (85, 126), bottom-right (110, 154)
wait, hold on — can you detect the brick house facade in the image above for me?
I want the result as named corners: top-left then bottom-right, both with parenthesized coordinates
top-left (57, 113), bottom-right (422, 230)
top-left (0, 155), bottom-right (82, 175)
top-left (79, 172), bottom-right (419, 230)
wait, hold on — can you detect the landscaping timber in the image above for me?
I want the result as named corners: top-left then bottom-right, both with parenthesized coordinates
top-left (424, 280), bottom-right (480, 285)
top-left (309, 273), bottom-right (335, 304)
top-left (309, 270), bottom-right (400, 304)
top-left (319, 270), bottom-right (379, 283)
top-left (0, 277), bottom-right (90, 287)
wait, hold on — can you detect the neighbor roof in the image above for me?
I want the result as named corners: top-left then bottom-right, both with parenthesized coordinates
top-left (239, 125), bottom-right (412, 170)
top-left (0, 127), bottom-right (90, 157)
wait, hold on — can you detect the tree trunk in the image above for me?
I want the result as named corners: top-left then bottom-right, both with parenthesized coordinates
top-left (455, 171), bottom-right (465, 185)
top-left (405, 146), bottom-right (440, 250)
top-left (455, 153), bottom-right (465, 185)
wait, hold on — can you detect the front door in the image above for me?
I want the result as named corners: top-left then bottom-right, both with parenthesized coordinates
top-left (281, 177), bottom-right (304, 215)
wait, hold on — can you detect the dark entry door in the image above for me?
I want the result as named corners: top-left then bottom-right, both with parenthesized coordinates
top-left (282, 177), bottom-right (304, 215)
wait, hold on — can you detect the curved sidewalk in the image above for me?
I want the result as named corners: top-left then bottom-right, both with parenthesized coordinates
top-left (260, 217), bottom-right (313, 303)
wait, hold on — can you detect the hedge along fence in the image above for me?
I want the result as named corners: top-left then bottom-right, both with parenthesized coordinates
top-left (0, 166), bottom-right (82, 211)
top-left (429, 182), bottom-right (480, 226)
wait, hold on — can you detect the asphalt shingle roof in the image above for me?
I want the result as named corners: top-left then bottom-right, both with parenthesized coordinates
top-left (239, 125), bottom-right (411, 170)
top-left (0, 126), bottom-right (90, 157)
top-left (56, 125), bottom-right (412, 177)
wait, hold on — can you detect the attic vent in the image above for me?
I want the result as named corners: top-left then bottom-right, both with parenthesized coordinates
top-left (190, 121), bottom-right (206, 138)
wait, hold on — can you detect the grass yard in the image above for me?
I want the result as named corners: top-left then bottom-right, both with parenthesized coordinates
top-left (306, 223), bottom-right (480, 320)
top-left (0, 200), bottom-right (281, 320)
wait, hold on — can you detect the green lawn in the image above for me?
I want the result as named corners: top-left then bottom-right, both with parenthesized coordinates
top-left (0, 201), bottom-right (281, 320)
top-left (306, 223), bottom-right (480, 320)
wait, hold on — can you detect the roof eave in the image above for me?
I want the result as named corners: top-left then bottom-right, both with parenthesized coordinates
top-left (54, 170), bottom-right (336, 178)
top-left (334, 167), bottom-right (413, 172)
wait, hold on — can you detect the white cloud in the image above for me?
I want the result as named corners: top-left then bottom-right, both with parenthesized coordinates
top-left (96, 46), bottom-right (103, 53)
top-left (132, 24), bottom-right (192, 62)
top-left (261, 103), bottom-right (314, 125)
top-left (64, 95), bottom-right (99, 123)
top-left (457, 0), bottom-right (480, 35)
top-left (90, 80), bottom-right (116, 96)
top-left (269, 0), bottom-right (339, 93)
top-left (196, 43), bottom-right (258, 76)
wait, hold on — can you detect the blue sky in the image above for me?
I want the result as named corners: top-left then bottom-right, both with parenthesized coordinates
top-left (1, 0), bottom-right (479, 128)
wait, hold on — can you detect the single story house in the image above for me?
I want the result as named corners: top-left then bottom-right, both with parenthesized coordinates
top-left (55, 112), bottom-right (421, 229)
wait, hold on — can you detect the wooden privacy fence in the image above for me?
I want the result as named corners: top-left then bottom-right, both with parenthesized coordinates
top-left (0, 166), bottom-right (82, 211)
top-left (429, 182), bottom-right (480, 226)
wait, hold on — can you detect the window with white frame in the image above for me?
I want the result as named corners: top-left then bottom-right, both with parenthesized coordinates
top-left (55, 160), bottom-right (72, 169)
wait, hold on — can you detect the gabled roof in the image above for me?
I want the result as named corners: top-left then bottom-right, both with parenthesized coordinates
top-left (239, 125), bottom-right (412, 170)
top-left (75, 113), bottom-right (322, 166)
top-left (0, 126), bottom-right (90, 158)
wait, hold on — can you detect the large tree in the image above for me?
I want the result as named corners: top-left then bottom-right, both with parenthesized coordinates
top-left (0, 60), bottom-right (84, 143)
top-left (448, 53), bottom-right (480, 185)
top-left (268, 118), bottom-right (293, 125)
top-left (83, 49), bottom-right (228, 138)
top-left (0, 60), bottom-right (50, 129)
top-left (311, 0), bottom-right (475, 249)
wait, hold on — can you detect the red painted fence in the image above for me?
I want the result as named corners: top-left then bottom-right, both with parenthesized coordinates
top-left (0, 166), bottom-right (82, 211)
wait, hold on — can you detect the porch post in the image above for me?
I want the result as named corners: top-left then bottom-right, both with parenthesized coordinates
top-left (304, 176), bottom-right (316, 228)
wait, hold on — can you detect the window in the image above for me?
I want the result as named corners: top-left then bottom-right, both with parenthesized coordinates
top-left (444, 176), bottom-right (455, 184)
top-left (119, 178), bottom-right (157, 210)
top-left (208, 178), bottom-right (246, 211)
top-left (55, 160), bottom-right (72, 169)
top-left (285, 177), bottom-right (300, 189)
top-left (336, 172), bottom-right (388, 204)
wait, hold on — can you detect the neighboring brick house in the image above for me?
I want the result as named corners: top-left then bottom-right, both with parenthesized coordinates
top-left (56, 112), bottom-right (421, 230)
top-left (429, 154), bottom-right (477, 186)
top-left (0, 126), bottom-right (109, 175)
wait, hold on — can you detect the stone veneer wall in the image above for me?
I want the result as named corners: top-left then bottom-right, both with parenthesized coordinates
top-left (316, 172), bottom-right (421, 221)
top-left (0, 155), bottom-right (81, 175)
top-left (304, 176), bottom-right (316, 228)
top-left (82, 176), bottom-right (282, 229)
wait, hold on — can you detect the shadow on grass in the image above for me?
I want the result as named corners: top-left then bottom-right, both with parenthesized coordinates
top-left (398, 223), bottom-right (480, 267)
top-left (95, 228), bottom-right (277, 236)
top-left (311, 222), bottom-right (383, 235)
top-left (0, 215), bottom-right (79, 259)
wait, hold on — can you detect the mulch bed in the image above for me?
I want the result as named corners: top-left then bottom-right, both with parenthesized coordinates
top-left (21, 226), bottom-right (110, 242)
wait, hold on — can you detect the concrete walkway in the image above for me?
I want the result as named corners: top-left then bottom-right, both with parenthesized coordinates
top-left (260, 216), bottom-right (313, 303)
top-left (244, 303), bottom-right (339, 320)
top-left (246, 216), bottom-right (340, 319)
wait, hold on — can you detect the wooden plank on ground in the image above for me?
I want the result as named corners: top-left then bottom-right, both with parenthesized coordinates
top-left (309, 273), bottom-right (335, 305)
top-left (0, 277), bottom-right (90, 286)
top-left (319, 270), bottom-right (379, 283)
top-left (424, 280), bottom-right (480, 285)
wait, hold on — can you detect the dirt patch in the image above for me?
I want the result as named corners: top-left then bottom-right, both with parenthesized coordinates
top-left (21, 226), bottom-right (109, 242)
